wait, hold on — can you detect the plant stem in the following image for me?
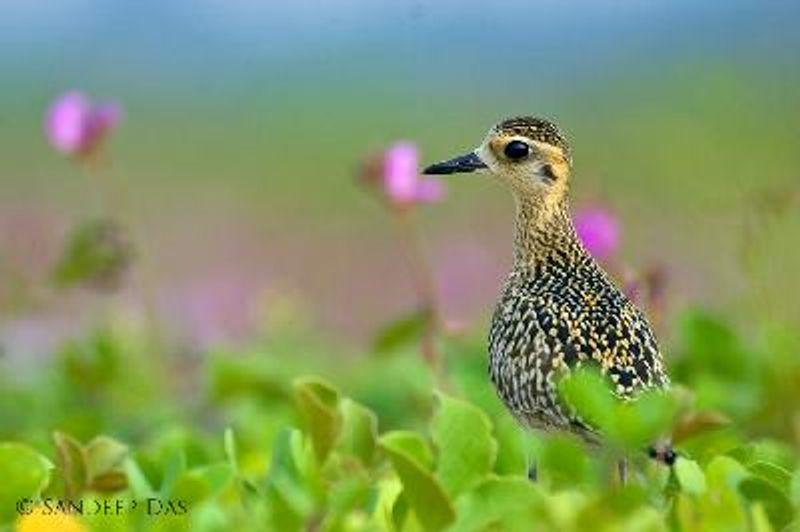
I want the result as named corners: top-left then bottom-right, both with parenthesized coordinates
top-left (393, 207), bottom-right (442, 373)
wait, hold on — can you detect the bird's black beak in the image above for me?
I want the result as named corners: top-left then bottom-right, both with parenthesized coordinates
top-left (422, 152), bottom-right (487, 175)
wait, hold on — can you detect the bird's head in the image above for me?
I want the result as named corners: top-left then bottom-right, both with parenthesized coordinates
top-left (423, 116), bottom-right (572, 206)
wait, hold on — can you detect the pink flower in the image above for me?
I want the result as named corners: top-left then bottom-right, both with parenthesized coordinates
top-left (45, 91), bottom-right (123, 158)
top-left (574, 206), bottom-right (620, 262)
top-left (382, 142), bottom-right (445, 206)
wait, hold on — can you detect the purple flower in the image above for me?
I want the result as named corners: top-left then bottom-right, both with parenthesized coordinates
top-left (574, 206), bottom-right (620, 261)
top-left (45, 91), bottom-right (123, 158)
top-left (382, 142), bottom-right (445, 206)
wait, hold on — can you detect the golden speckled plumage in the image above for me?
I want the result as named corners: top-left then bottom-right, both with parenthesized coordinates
top-left (488, 193), bottom-right (668, 443)
top-left (424, 116), bottom-right (670, 447)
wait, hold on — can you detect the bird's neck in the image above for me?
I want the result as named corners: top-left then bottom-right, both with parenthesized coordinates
top-left (512, 191), bottom-right (584, 269)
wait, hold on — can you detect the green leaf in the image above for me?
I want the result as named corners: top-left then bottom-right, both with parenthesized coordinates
top-left (85, 435), bottom-right (129, 492)
top-left (0, 442), bottom-right (53, 524)
top-left (391, 492), bottom-right (410, 531)
top-left (124, 458), bottom-right (155, 499)
top-left (674, 457), bottom-right (707, 496)
top-left (611, 389), bottom-right (678, 450)
top-left (791, 468), bottom-right (800, 508)
top-left (430, 392), bottom-right (497, 497)
top-left (750, 503), bottom-right (774, 532)
top-left (705, 455), bottom-right (749, 492)
top-left (266, 429), bottom-right (313, 530)
top-left (53, 431), bottom-right (88, 498)
top-left (324, 473), bottom-right (373, 531)
top-left (372, 309), bottom-right (430, 354)
top-left (380, 431), bottom-right (433, 471)
top-left (210, 356), bottom-right (289, 403)
top-left (451, 477), bottom-right (544, 532)
top-left (158, 447), bottom-right (187, 497)
top-left (740, 477), bottom-right (793, 530)
top-left (749, 461), bottom-right (792, 495)
top-left (681, 459), bottom-right (748, 531)
top-left (224, 427), bottom-right (239, 474)
top-left (535, 435), bottom-right (592, 488)
top-left (293, 377), bottom-right (342, 463)
top-left (339, 398), bottom-right (378, 465)
top-left (380, 431), bottom-right (455, 531)
top-left (557, 367), bottom-right (616, 433)
top-left (492, 416), bottom-right (527, 476)
top-left (171, 463), bottom-right (233, 505)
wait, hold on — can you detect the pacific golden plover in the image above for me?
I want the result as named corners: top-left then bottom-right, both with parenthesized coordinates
top-left (423, 117), bottom-right (673, 479)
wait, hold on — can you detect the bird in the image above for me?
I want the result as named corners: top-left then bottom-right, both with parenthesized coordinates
top-left (422, 116), bottom-right (673, 481)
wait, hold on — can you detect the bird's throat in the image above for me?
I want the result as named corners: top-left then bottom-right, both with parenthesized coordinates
top-left (512, 192), bottom-right (582, 269)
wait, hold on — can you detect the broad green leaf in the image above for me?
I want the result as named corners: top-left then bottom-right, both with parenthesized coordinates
top-left (210, 356), bottom-right (289, 403)
top-left (691, 476), bottom-right (748, 532)
top-left (372, 309), bottom-right (431, 354)
top-left (324, 473), bottom-right (373, 531)
top-left (171, 463), bottom-right (233, 505)
top-left (339, 398), bottom-right (378, 465)
top-left (380, 431), bottom-right (454, 531)
top-left (0, 443), bottom-right (53, 524)
top-left (266, 429), bottom-right (313, 530)
top-left (391, 492), bottom-right (410, 531)
top-left (611, 390), bottom-right (677, 450)
top-left (451, 477), bottom-right (544, 532)
top-left (674, 493), bottom-right (699, 531)
top-left (158, 447), bottom-right (188, 497)
top-left (749, 461), bottom-right (792, 495)
top-left (557, 367), bottom-right (616, 433)
top-left (791, 468), bottom-right (800, 508)
top-left (674, 457), bottom-right (707, 496)
top-left (430, 392), bottom-right (497, 497)
top-left (371, 478), bottom-right (403, 531)
top-left (124, 458), bottom-right (155, 499)
top-left (535, 435), bottom-right (592, 488)
top-left (729, 441), bottom-right (796, 470)
top-left (750, 503), bottom-right (774, 532)
top-left (293, 377), bottom-right (342, 463)
top-left (739, 477), bottom-right (793, 530)
top-left (53, 431), bottom-right (88, 498)
top-left (705, 455), bottom-right (749, 492)
top-left (574, 484), bottom-right (650, 529)
top-left (492, 416), bottom-right (527, 476)
top-left (85, 435), bottom-right (128, 492)
top-left (381, 431), bottom-right (433, 471)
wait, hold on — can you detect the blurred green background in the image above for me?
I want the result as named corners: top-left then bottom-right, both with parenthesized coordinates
top-left (2, 2), bottom-right (800, 531)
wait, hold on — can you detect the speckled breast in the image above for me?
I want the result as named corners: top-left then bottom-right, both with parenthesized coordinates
top-left (486, 261), bottom-right (668, 440)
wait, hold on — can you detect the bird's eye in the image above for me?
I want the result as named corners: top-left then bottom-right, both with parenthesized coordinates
top-left (504, 140), bottom-right (530, 161)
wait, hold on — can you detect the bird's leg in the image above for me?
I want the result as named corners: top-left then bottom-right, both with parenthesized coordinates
top-left (617, 459), bottom-right (628, 485)
top-left (522, 429), bottom-right (538, 482)
top-left (527, 461), bottom-right (538, 482)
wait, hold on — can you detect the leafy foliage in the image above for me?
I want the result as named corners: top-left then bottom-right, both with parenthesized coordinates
top-left (1, 308), bottom-right (800, 530)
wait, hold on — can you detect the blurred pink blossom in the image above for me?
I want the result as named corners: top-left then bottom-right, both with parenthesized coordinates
top-left (45, 91), bottom-right (123, 158)
top-left (382, 142), bottom-right (445, 206)
top-left (574, 206), bottom-right (620, 262)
